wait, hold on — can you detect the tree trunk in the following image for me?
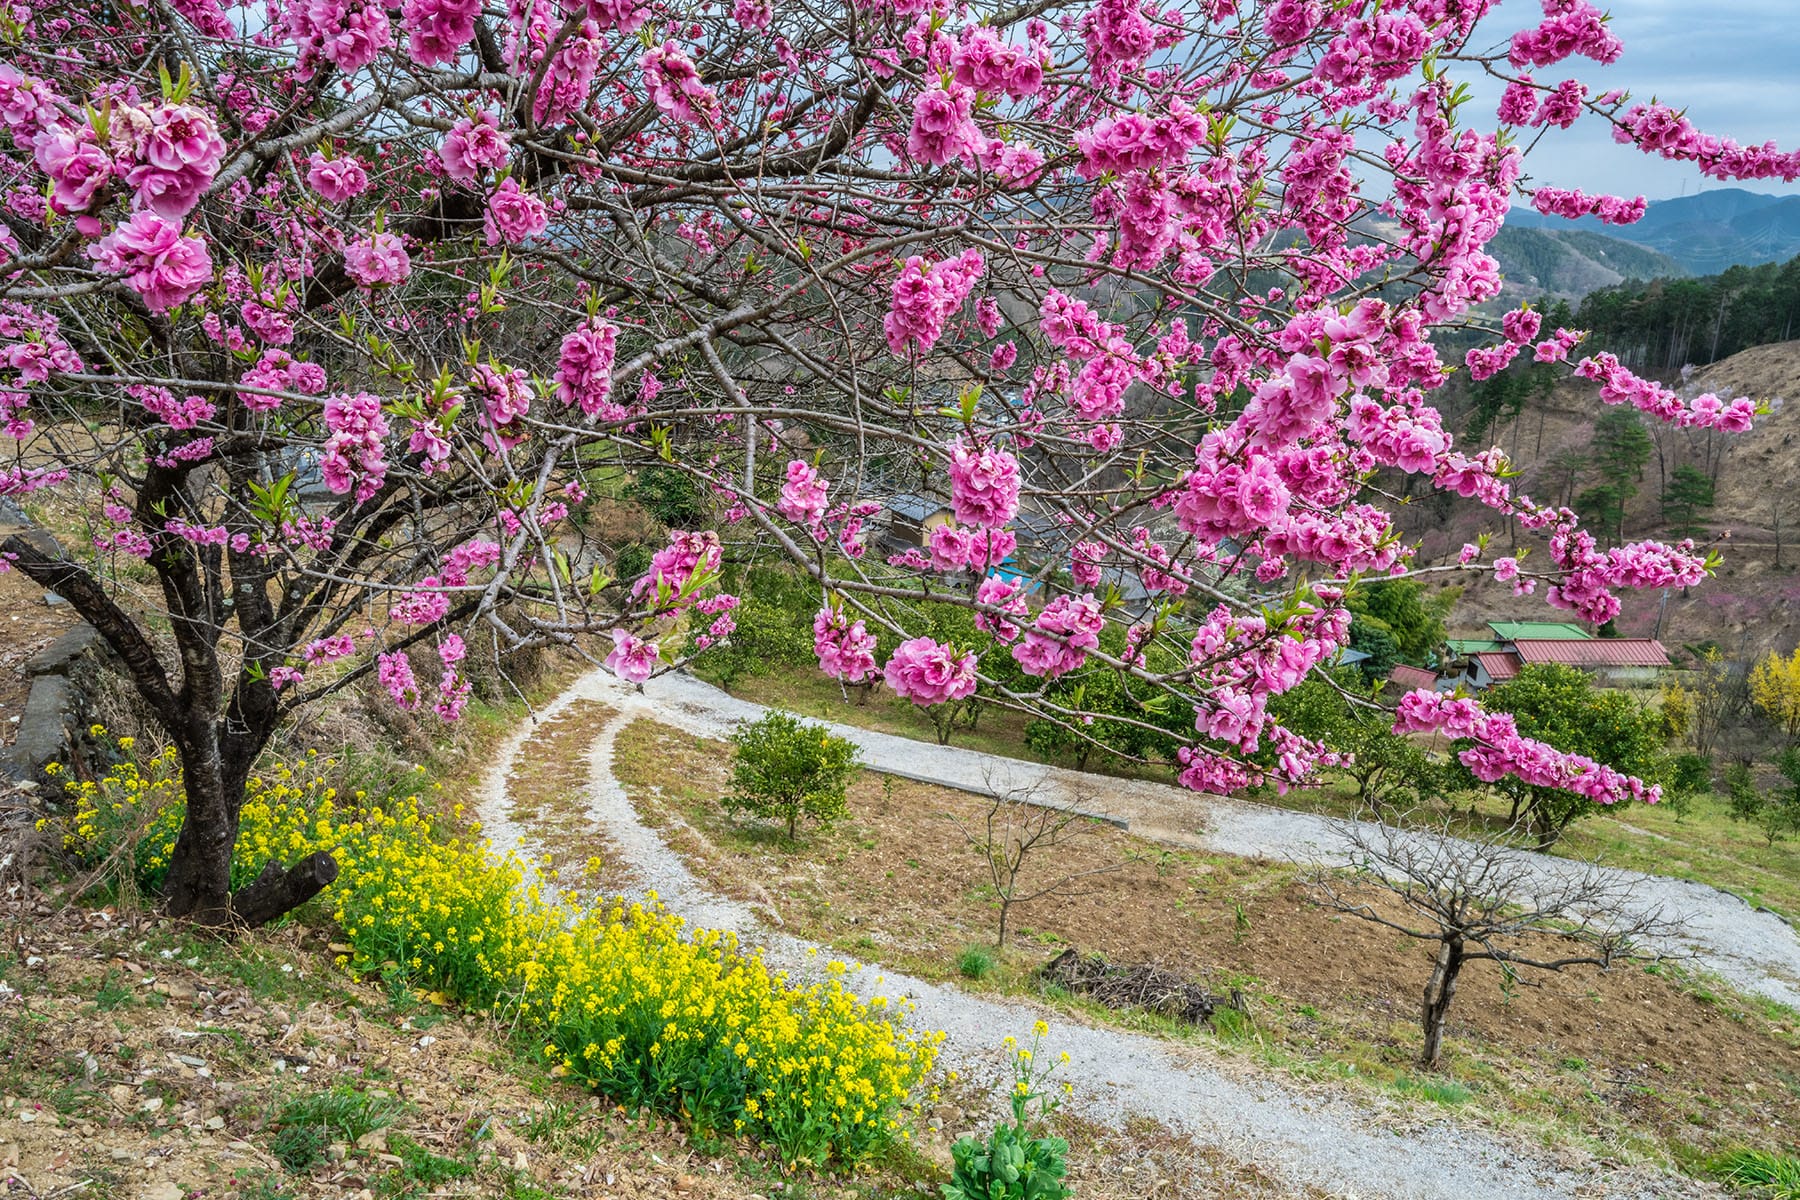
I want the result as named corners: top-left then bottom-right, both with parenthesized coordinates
top-left (160, 734), bottom-right (239, 924)
top-left (1420, 938), bottom-right (1465, 1068)
top-left (997, 898), bottom-right (1011, 948)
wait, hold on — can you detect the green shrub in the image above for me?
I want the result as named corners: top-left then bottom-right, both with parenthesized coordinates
top-left (725, 710), bottom-right (863, 841)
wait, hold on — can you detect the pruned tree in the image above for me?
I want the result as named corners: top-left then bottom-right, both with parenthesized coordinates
top-left (951, 774), bottom-right (1119, 949)
top-left (1728, 759), bottom-right (1800, 847)
top-left (1314, 816), bottom-right (1675, 1068)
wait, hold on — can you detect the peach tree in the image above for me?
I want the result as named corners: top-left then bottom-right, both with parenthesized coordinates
top-left (0, 0), bottom-right (1785, 924)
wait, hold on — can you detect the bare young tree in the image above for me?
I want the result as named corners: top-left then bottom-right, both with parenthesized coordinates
top-left (950, 773), bottom-right (1121, 949)
top-left (1312, 815), bottom-right (1676, 1069)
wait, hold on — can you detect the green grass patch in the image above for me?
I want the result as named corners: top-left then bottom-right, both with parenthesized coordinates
top-left (1390, 1074), bottom-right (1475, 1106)
top-left (957, 946), bottom-right (997, 980)
top-left (1713, 1148), bottom-right (1800, 1197)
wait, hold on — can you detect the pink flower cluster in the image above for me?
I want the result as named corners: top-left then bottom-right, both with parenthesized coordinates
top-left (343, 230), bottom-right (411, 288)
top-left (125, 104), bottom-right (228, 219)
top-left (1074, 103), bottom-right (1207, 180)
top-left (778, 459), bottom-right (829, 527)
top-left (1573, 353), bottom-right (1755, 431)
top-left (402, 0), bottom-right (481, 65)
top-left (947, 441), bottom-right (1020, 528)
top-left (1013, 593), bottom-right (1104, 679)
top-left (974, 574), bottom-right (1029, 642)
top-left (606, 628), bottom-right (660, 684)
top-left (1544, 521), bottom-right (1709, 625)
top-left (907, 85), bottom-right (980, 168)
top-left (929, 523), bottom-right (1016, 573)
top-left (286, 0), bottom-right (392, 76)
top-left (1395, 691), bottom-right (1655, 806)
top-left (484, 177), bottom-right (548, 245)
top-left (631, 529), bottom-right (723, 605)
top-left (884, 250), bottom-right (985, 356)
top-left (950, 26), bottom-right (1045, 99)
top-left (1507, 1), bottom-right (1621, 70)
top-left (642, 42), bottom-right (717, 126)
top-left (321, 391), bottom-right (390, 502)
top-left (439, 113), bottom-right (510, 186)
top-left (90, 212), bottom-right (213, 313)
top-left (556, 318), bottom-right (622, 420)
top-left (883, 637), bottom-right (977, 706)
top-left (307, 150), bottom-right (368, 203)
top-left (1173, 447), bottom-right (1291, 542)
top-left (434, 635), bottom-right (471, 719)
top-left (814, 605), bottom-right (878, 683)
top-left (473, 362), bottom-right (533, 452)
top-left (1613, 103), bottom-right (1800, 184)
top-left (1531, 186), bottom-right (1645, 226)
top-left (1080, 0), bottom-right (1157, 85)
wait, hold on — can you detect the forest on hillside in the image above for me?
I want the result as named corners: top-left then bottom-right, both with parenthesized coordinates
top-left (1573, 254), bottom-right (1800, 374)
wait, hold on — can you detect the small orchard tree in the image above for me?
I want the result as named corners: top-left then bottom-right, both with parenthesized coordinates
top-left (0, 0), bottom-right (1776, 929)
top-left (1271, 675), bottom-right (1444, 816)
top-left (1727, 759), bottom-right (1800, 847)
top-left (1315, 816), bottom-right (1672, 1068)
top-left (951, 774), bottom-right (1119, 949)
top-left (724, 711), bottom-right (862, 842)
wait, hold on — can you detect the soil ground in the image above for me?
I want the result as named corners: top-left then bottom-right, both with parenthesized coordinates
top-left (610, 716), bottom-right (1800, 1171)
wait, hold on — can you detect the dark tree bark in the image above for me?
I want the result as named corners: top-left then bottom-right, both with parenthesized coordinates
top-left (1420, 937), bottom-right (1465, 1068)
top-left (231, 852), bottom-right (340, 929)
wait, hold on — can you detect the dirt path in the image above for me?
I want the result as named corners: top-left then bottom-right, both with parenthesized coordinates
top-left (478, 667), bottom-right (1720, 1200)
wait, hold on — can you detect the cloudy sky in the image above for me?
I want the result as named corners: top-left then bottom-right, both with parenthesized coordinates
top-left (1473, 0), bottom-right (1800, 200)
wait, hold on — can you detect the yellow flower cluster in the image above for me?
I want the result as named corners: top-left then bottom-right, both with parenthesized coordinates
top-left (56, 733), bottom-right (940, 1166)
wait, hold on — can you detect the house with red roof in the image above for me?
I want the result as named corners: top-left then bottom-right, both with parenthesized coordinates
top-left (1442, 620), bottom-right (1670, 689)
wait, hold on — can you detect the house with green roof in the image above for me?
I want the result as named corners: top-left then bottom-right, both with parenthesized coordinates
top-left (1485, 620), bottom-right (1592, 642)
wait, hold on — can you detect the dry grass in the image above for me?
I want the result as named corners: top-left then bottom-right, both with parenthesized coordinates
top-left (495, 698), bottom-right (625, 886)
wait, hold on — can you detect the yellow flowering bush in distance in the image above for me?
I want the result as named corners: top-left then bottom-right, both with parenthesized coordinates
top-left (57, 731), bottom-right (941, 1166)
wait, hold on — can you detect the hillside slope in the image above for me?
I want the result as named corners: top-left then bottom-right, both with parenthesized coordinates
top-left (1487, 225), bottom-right (1685, 300)
top-left (1412, 340), bottom-right (1800, 658)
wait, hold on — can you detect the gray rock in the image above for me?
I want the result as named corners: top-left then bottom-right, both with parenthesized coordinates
top-left (0, 496), bottom-right (26, 526)
top-left (10, 674), bottom-right (74, 780)
top-left (27, 625), bottom-right (99, 677)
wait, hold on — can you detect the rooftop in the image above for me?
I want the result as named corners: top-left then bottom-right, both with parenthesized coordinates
top-left (1387, 664), bottom-right (1440, 691)
top-left (1445, 638), bottom-right (1507, 657)
top-left (1474, 651), bottom-right (1522, 682)
top-left (1511, 639), bottom-right (1671, 668)
top-left (1487, 620), bottom-right (1593, 641)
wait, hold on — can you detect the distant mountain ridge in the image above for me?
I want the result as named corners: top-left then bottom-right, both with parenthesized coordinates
top-left (1486, 225), bottom-right (1686, 300)
top-left (1507, 189), bottom-right (1800, 275)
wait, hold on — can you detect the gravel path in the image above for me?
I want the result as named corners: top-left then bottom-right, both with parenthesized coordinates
top-left (619, 670), bottom-right (1800, 1012)
top-left (476, 667), bottom-right (1730, 1200)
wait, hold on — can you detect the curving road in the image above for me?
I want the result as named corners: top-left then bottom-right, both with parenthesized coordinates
top-left (470, 666), bottom-right (1772, 1200)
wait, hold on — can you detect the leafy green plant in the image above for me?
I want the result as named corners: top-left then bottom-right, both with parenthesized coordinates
top-left (724, 710), bottom-right (863, 841)
top-left (1390, 1074), bottom-right (1473, 1106)
top-left (944, 1026), bottom-right (1071, 1200)
top-left (271, 1086), bottom-right (405, 1172)
top-left (958, 946), bottom-right (997, 980)
top-left (1712, 1147), bottom-right (1800, 1198)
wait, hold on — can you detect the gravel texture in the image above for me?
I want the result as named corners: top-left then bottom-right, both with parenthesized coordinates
top-left (473, 667), bottom-right (1757, 1199)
